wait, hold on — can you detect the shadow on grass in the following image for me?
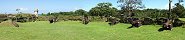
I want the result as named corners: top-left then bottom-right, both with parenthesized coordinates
top-left (158, 28), bottom-right (172, 32)
top-left (127, 26), bottom-right (134, 29)
top-left (182, 27), bottom-right (185, 28)
top-left (158, 28), bottom-right (164, 32)
top-left (127, 26), bottom-right (140, 29)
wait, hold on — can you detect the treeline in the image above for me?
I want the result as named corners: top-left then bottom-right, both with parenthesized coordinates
top-left (45, 2), bottom-right (185, 18)
top-left (46, 9), bottom-right (171, 18)
top-left (0, 2), bottom-right (185, 23)
top-left (40, 2), bottom-right (185, 27)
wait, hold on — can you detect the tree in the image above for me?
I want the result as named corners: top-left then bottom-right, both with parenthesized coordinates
top-left (172, 3), bottom-right (185, 18)
top-left (41, 13), bottom-right (47, 16)
top-left (47, 12), bottom-right (51, 16)
top-left (89, 2), bottom-right (118, 17)
top-left (16, 9), bottom-right (20, 14)
top-left (74, 9), bottom-right (87, 15)
top-left (89, 7), bottom-right (101, 16)
top-left (117, 0), bottom-right (145, 17)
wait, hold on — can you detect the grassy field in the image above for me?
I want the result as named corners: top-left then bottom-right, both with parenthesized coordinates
top-left (0, 21), bottom-right (185, 40)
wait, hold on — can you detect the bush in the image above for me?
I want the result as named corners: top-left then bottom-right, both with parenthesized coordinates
top-left (119, 17), bottom-right (140, 24)
top-left (58, 15), bottom-right (82, 21)
top-left (16, 17), bottom-right (27, 23)
top-left (141, 17), bottom-right (155, 25)
top-left (119, 17), bottom-right (128, 23)
top-left (37, 16), bottom-right (49, 21)
top-left (0, 14), bottom-right (8, 23)
top-left (173, 18), bottom-right (185, 27)
top-left (90, 16), bottom-right (105, 22)
top-left (155, 17), bottom-right (168, 25)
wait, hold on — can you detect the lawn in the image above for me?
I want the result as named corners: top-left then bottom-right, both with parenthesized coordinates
top-left (0, 21), bottom-right (185, 40)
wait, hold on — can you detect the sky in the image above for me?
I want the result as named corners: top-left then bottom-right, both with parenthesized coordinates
top-left (0, 0), bottom-right (184, 14)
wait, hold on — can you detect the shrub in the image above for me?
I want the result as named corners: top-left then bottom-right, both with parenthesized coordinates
top-left (0, 14), bottom-right (8, 23)
top-left (141, 17), bottom-right (155, 25)
top-left (173, 18), bottom-right (185, 27)
top-left (155, 17), bottom-right (168, 25)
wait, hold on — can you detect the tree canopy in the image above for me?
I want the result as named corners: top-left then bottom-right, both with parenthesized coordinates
top-left (89, 2), bottom-right (118, 17)
top-left (117, 0), bottom-right (145, 17)
top-left (74, 9), bottom-right (87, 15)
top-left (172, 3), bottom-right (185, 18)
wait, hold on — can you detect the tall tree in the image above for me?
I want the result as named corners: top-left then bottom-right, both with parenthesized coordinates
top-left (75, 9), bottom-right (87, 15)
top-left (89, 2), bottom-right (118, 17)
top-left (172, 3), bottom-right (185, 18)
top-left (117, 0), bottom-right (145, 17)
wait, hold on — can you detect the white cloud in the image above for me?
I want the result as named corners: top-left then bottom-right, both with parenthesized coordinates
top-left (19, 8), bottom-right (28, 11)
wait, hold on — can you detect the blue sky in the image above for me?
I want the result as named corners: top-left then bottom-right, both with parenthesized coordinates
top-left (0, 0), bottom-right (184, 14)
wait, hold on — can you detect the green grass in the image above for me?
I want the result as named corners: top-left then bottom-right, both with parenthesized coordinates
top-left (179, 18), bottom-right (185, 21)
top-left (0, 21), bottom-right (185, 40)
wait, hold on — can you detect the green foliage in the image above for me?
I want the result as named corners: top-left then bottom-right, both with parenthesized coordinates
top-left (172, 3), bottom-right (185, 18)
top-left (57, 15), bottom-right (82, 21)
top-left (47, 11), bottom-right (77, 16)
top-left (8, 14), bottom-right (37, 22)
top-left (117, 0), bottom-right (145, 17)
top-left (41, 13), bottom-right (47, 16)
top-left (89, 2), bottom-right (118, 16)
top-left (133, 9), bottom-right (168, 18)
top-left (0, 14), bottom-right (8, 23)
top-left (117, 0), bottom-right (145, 10)
top-left (37, 16), bottom-right (49, 21)
top-left (173, 18), bottom-right (185, 27)
top-left (90, 16), bottom-right (104, 22)
top-left (141, 17), bottom-right (155, 25)
top-left (74, 9), bottom-right (87, 15)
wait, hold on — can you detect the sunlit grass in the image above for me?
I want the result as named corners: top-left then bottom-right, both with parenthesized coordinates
top-left (0, 21), bottom-right (185, 40)
top-left (179, 18), bottom-right (185, 21)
